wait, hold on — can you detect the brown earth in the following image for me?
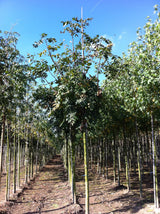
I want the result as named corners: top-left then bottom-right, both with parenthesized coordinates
top-left (0, 155), bottom-right (159, 214)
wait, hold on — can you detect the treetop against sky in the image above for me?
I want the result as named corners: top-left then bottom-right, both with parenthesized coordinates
top-left (0, 0), bottom-right (159, 57)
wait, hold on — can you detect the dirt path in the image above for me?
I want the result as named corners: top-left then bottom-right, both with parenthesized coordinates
top-left (2, 156), bottom-right (82, 214)
top-left (0, 156), bottom-right (158, 214)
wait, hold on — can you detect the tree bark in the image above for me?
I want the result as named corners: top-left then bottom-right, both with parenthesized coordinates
top-left (83, 124), bottom-right (89, 214)
top-left (13, 117), bottom-right (17, 194)
top-left (135, 120), bottom-right (142, 198)
top-left (6, 120), bottom-right (10, 201)
top-left (105, 139), bottom-right (108, 180)
top-left (117, 145), bottom-right (121, 186)
top-left (0, 112), bottom-right (5, 186)
top-left (123, 128), bottom-right (131, 191)
top-left (112, 138), bottom-right (116, 183)
top-left (17, 121), bottom-right (20, 189)
top-left (151, 113), bottom-right (159, 208)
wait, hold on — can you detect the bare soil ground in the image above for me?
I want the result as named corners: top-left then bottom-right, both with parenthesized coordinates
top-left (0, 155), bottom-right (159, 214)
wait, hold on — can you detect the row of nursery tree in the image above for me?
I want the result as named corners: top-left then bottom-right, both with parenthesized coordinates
top-left (0, 30), bottom-right (54, 201)
top-left (0, 4), bottom-right (160, 214)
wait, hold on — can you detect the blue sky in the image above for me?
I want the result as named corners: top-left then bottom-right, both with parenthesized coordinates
top-left (0, 0), bottom-right (159, 83)
top-left (0, 0), bottom-right (159, 56)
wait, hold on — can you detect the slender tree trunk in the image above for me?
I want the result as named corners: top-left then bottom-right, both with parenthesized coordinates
top-left (28, 137), bottom-right (31, 181)
top-left (25, 140), bottom-right (29, 184)
top-left (30, 135), bottom-right (33, 178)
top-left (0, 112), bottom-right (5, 186)
top-left (105, 139), bottom-right (108, 179)
top-left (102, 138), bottom-right (105, 176)
top-left (135, 120), bottom-right (142, 198)
top-left (83, 124), bottom-right (89, 214)
top-left (146, 128), bottom-right (152, 172)
top-left (68, 137), bottom-right (72, 185)
top-left (71, 137), bottom-right (76, 204)
top-left (17, 124), bottom-right (20, 189)
top-left (112, 138), bottom-right (116, 183)
top-left (123, 128), bottom-right (131, 191)
top-left (35, 137), bottom-right (39, 174)
top-left (31, 152), bottom-right (33, 178)
top-left (68, 129), bottom-right (76, 204)
top-left (6, 121), bottom-right (10, 201)
top-left (39, 139), bottom-right (43, 171)
top-left (117, 145), bottom-right (121, 186)
top-left (151, 113), bottom-right (159, 209)
top-left (64, 134), bottom-right (68, 170)
top-left (90, 141), bottom-right (93, 169)
top-left (99, 138), bottom-right (102, 175)
top-left (13, 117), bottom-right (17, 194)
top-left (125, 154), bottom-right (130, 191)
top-left (133, 136), bottom-right (137, 175)
top-left (97, 147), bottom-right (100, 174)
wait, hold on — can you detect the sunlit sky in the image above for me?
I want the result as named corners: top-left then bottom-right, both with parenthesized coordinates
top-left (0, 0), bottom-right (159, 82)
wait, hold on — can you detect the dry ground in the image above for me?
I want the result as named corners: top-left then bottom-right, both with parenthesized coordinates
top-left (0, 155), bottom-right (159, 214)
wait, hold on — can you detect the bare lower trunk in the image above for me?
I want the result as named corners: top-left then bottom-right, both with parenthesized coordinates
top-left (151, 113), bottom-right (159, 209)
top-left (0, 112), bottom-right (5, 186)
top-left (13, 119), bottom-right (17, 194)
top-left (135, 120), bottom-right (142, 198)
top-left (83, 124), bottom-right (89, 214)
top-left (6, 121), bottom-right (10, 201)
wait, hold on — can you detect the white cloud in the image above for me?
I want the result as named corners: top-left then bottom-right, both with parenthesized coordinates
top-left (101, 32), bottom-right (128, 54)
top-left (118, 35), bottom-right (122, 40)
top-left (118, 32), bottom-right (127, 40)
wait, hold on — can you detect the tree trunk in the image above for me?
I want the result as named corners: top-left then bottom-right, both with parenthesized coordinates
top-left (0, 112), bottom-right (5, 186)
top-left (13, 118), bottom-right (17, 194)
top-left (117, 145), bottom-right (121, 186)
top-left (31, 152), bottom-right (33, 178)
top-left (99, 138), bottom-right (102, 175)
top-left (68, 129), bottom-right (76, 204)
top-left (71, 137), bottom-right (76, 204)
top-left (90, 139), bottom-right (93, 169)
top-left (123, 128), bottom-right (131, 191)
top-left (112, 138), bottom-right (116, 183)
top-left (135, 120), bottom-right (142, 198)
top-left (6, 121), bottom-right (10, 201)
top-left (64, 134), bottom-right (68, 170)
top-left (105, 139), bottom-right (108, 180)
top-left (151, 113), bottom-right (159, 209)
top-left (35, 136), bottom-right (39, 174)
top-left (68, 136), bottom-right (72, 185)
top-left (25, 140), bottom-right (29, 184)
top-left (17, 124), bottom-right (20, 189)
top-left (83, 125), bottom-right (89, 214)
